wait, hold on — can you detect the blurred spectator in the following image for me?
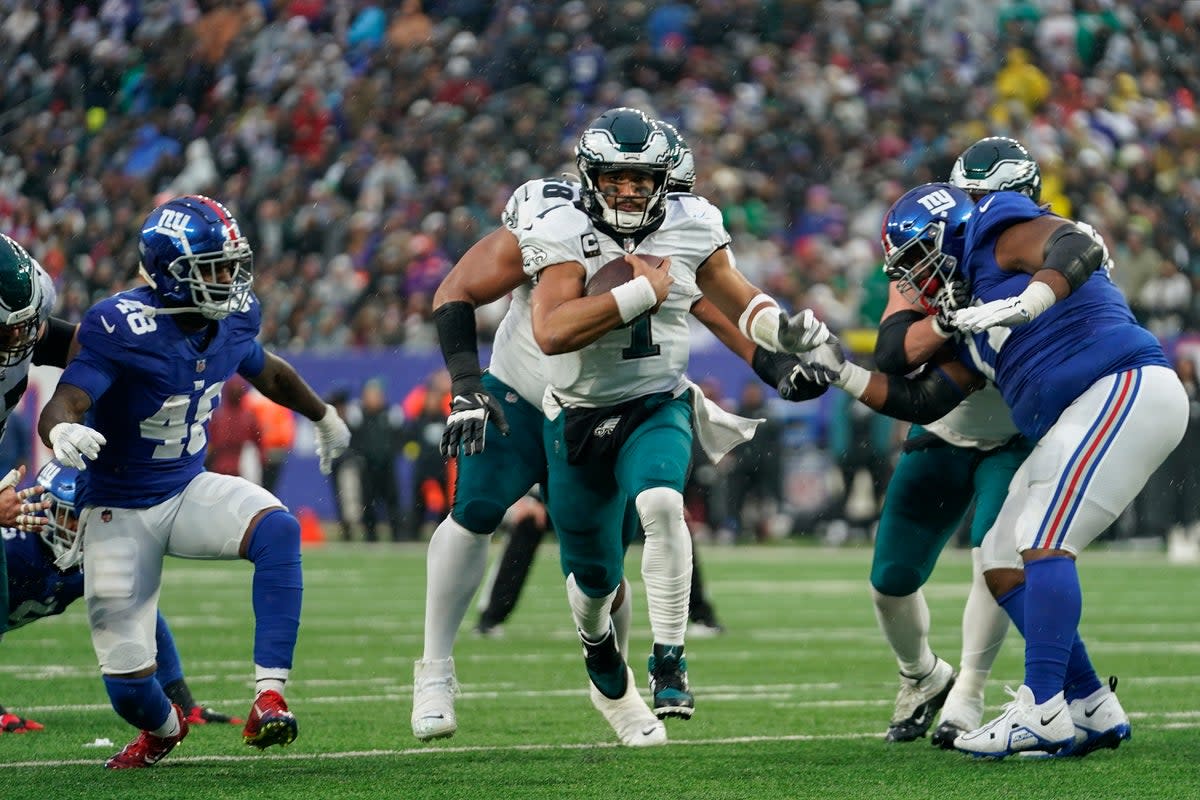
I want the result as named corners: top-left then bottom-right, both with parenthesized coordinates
top-left (205, 377), bottom-right (263, 482)
top-left (1141, 352), bottom-right (1200, 560)
top-left (723, 380), bottom-right (786, 544)
top-left (325, 384), bottom-right (363, 542)
top-left (353, 377), bottom-right (406, 542)
top-left (401, 370), bottom-right (451, 540)
top-left (245, 390), bottom-right (297, 495)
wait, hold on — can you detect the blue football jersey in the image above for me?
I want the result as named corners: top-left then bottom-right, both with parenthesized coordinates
top-left (59, 286), bottom-right (266, 508)
top-left (956, 192), bottom-right (1167, 439)
top-left (2, 528), bottom-right (82, 632)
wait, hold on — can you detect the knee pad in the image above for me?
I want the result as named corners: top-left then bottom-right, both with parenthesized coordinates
top-left (635, 486), bottom-right (684, 532)
top-left (870, 561), bottom-right (925, 598)
top-left (102, 641), bottom-right (156, 675)
top-left (453, 499), bottom-right (508, 535)
top-left (246, 510), bottom-right (301, 566)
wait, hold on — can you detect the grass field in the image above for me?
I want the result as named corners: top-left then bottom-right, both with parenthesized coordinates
top-left (1, 540), bottom-right (1197, 799)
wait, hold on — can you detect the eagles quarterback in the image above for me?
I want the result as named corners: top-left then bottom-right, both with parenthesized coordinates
top-left (36, 195), bottom-right (351, 768)
top-left (524, 108), bottom-right (828, 748)
top-left (415, 110), bottom-right (825, 747)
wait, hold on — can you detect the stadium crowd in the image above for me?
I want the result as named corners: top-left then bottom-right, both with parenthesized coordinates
top-left (1, 0), bottom-right (1198, 350)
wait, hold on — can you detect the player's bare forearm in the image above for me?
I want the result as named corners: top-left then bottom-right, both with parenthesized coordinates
top-left (37, 384), bottom-right (92, 446)
top-left (433, 228), bottom-right (526, 311)
top-left (247, 352), bottom-right (326, 421)
top-left (694, 248), bottom-right (761, 325)
top-left (530, 263), bottom-right (624, 354)
top-left (691, 297), bottom-right (755, 363)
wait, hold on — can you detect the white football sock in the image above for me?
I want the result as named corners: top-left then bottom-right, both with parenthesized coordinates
top-left (872, 586), bottom-right (935, 677)
top-left (150, 704), bottom-right (181, 738)
top-left (567, 573), bottom-right (617, 641)
top-left (953, 547), bottom-right (1009, 698)
top-left (422, 516), bottom-right (491, 660)
top-left (255, 668), bottom-right (288, 697)
top-left (611, 576), bottom-right (633, 657)
top-left (637, 487), bottom-right (691, 647)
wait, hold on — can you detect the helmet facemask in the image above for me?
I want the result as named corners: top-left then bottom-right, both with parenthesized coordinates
top-left (883, 219), bottom-right (958, 310)
top-left (0, 234), bottom-right (43, 367)
top-left (167, 236), bottom-right (254, 320)
top-left (575, 109), bottom-right (673, 234)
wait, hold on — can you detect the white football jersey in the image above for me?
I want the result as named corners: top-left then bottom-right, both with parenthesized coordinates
top-left (0, 264), bottom-right (55, 434)
top-left (520, 194), bottom-right (730, 407)
top-left (488, 177), bottom-right (581, 407)
top-left (924, 382), bottom-right (1019, 450)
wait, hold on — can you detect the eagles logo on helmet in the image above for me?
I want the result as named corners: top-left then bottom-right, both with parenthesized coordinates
top-left (575, 108), bottom-right (673, 235)
top-left (138, 195), bottom-right (254, 320)
top-left (949, 137), bottom-right (1042, 203)
top-left (0, 233), bottom-right (45, 368)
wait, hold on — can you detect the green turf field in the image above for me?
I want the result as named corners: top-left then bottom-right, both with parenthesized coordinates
top-left (2, 541), bottom-right (1197, 799)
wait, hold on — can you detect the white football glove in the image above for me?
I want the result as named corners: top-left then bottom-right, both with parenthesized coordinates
top-left (777, 308), bottom-right (831, 353)
top-left (1073, 221), bottom-right (1114, 275)
top-left (951, 282), bottom-right (1057, 333)
top-left (48, 422), bottom-right (107, 470)
top-left (314, 403), bottom-right (351, 475)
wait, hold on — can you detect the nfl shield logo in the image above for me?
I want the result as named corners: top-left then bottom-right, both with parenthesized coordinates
top-left (196, 359), bottom-right (206, 373)
top-left (101, 510), bottom-right (112, 523)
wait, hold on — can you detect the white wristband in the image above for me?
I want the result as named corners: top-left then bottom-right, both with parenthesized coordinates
top-left (1018, 281), bottom-right (1057, 321)
top-left (738, 293), bottom-right (781, 350)
top-left (611, 275), bottom-right (658, 324)
top-left (837, 362), bottom-right (871, 399)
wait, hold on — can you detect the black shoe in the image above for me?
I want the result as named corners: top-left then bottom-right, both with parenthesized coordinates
top-left (581, 626), bottom-right (627, 700)
top-left (930, 720), bottom-right (964, 750)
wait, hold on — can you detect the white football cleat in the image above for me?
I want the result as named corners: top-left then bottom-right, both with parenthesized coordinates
top-left (886, 656), bottom-right (956, 742)
top-left (590, 665), bottom-right (667, 747)
top-left (1066, 676), bottom-right (1132, 756)
top-left (954, 685), bottom-right (1075, 758)
top-left (412, 657), bottom-right (459, 741)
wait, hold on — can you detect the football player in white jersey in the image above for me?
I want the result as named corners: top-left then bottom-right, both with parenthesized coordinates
top-left (524, 108), bottom-right (828, 740)
top-left (414, 113), bottom-right (823, 746)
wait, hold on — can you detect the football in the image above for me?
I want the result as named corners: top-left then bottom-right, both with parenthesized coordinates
top-left (585, 254), bottom-right (666, 328)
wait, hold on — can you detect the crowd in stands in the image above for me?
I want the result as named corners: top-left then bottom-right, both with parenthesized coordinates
top-left (1, 0), bottom-right (1198, 352)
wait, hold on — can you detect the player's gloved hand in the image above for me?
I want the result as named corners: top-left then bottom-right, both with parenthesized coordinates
top-left (48, 423), bottom-right (106, 471)
top-left (930, 279), bottom-right (971, 338)
top-left (0, 711), bottom-right (45, 733)
top-left (0, 466), bottom-right (26, 528)
top-left (776, 308), bottom-right (831, 353)
top-left (314, 403), bottom-right (351, 475)
top-left (14, 484), bottom-right (49, 533)
top-left (183, 705), bottom-right (244, 726)
top-left (788, 337), bottom-right (849, 387)
top-left (951, 284), bottom-right (1054, 333)
top-left (1074, 221), bottom-right (1114, 275)
top-left (751, 346), bottom-right (827, 402)
top-left (440, 379), bottom-right (510, 458)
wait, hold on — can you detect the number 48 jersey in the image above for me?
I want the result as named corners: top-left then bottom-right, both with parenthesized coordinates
top-left (58, 286), bottom-right (266, 508)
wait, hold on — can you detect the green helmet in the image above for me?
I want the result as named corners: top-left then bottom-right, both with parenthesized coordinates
top-left (949, 136), bottom-right (1042, 203)
top-left (0, 233), bottom-right (43, 367)
top-left (656, 120), bottom-right (696, 193)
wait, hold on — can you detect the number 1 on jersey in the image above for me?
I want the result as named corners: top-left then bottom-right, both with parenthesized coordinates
top-left (621, 316), bottom-right (660, 360)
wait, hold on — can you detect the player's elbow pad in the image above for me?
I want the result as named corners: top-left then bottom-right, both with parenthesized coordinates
top-left (875, 310), bottom-right (925, 376)
top-left (879, 369), bottom-right (966, 424)
top-left (1042, 224), bottom-right (1105, 292)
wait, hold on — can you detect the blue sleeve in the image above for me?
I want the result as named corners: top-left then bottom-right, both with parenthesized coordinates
top-left (965, 192), bottom-right (1050, 267)
top-left (237, 340), bottom-right (267, 378)
top-left (58, 306), bottom-right (127, 404)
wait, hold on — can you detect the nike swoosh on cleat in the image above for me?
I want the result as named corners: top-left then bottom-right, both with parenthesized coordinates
top-left (1083, 698), bottom-right (1109, 718)
top-left (641, 726), bottom-right (660, 736)
top-left (1040, 707), bottom-right (1064, 726)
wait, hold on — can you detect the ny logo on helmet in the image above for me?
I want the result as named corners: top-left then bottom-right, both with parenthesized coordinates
top-left (916, 189), bottom-right (957, 216)
top-left (154, 208), bottom-right (192, 236)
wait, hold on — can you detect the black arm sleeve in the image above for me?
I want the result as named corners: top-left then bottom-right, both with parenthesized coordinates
top-left (32, 316), bottom-right (77, 368)
top-left (432, 301), bottom-right (484, 393)
top-left (874, 310), bottom-right (926, 376)
top-left (877, 367), bottom-right (969, 425)
top-left (1042, 223), bottom-right (1105, 292)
